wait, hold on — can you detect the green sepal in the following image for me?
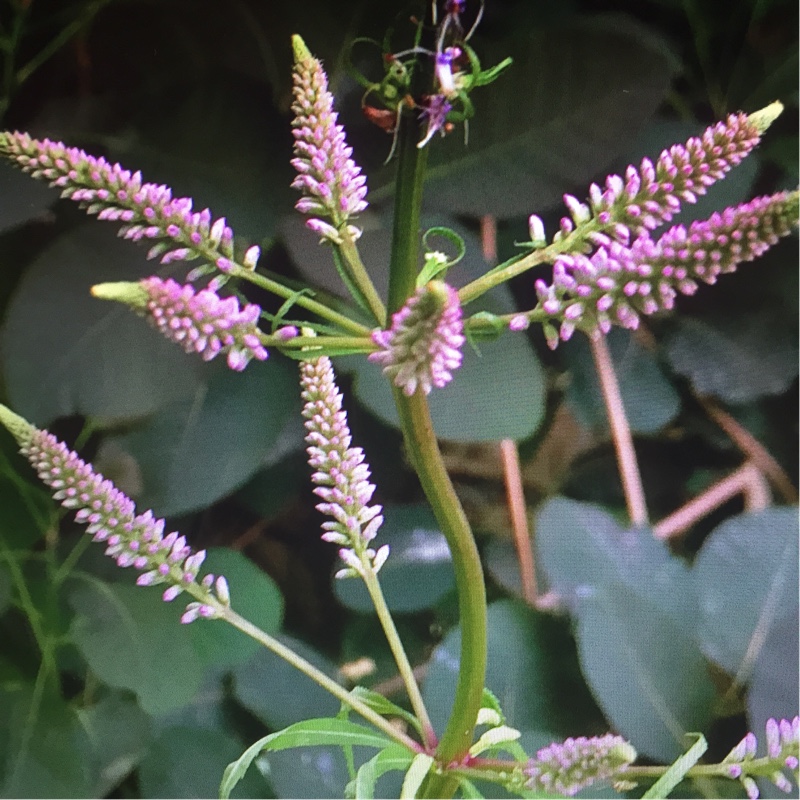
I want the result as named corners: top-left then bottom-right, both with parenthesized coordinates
top-left (747, 101), bottom-right (783, 135)
top-left (90, 281), bottom-right (148, 310)
top-left (219, 717), bottom-right (398, 799)
top-left (0, 404), bottom-right (35, 446)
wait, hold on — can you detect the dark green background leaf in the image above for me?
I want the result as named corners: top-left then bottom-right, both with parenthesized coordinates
top-left (139, 725), bottom-right (271, 799)
top-left (575, 584), bottom-right (715, 762)
top-left (76, 692), bottom-right (152, 797)
top-left (0, 686), bottom-right (92, 798)
top-left (68, 582), bottom-right (204, 715)
top-left (693, 507), bottom-right (799, 675)
top-left (232, 634), bottom-right (340, 731)
top-left (108, 358), bottom-right (299, 516)
top-left (422, 599), bottom-right (593, 736)
top-left (665, 313), bottom-right (799, 404)
top-left (2, 225), bottom-right (201, 427)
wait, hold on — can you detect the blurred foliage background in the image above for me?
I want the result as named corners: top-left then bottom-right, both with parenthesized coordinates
top-left (0, 0), bottom-right (796, 797)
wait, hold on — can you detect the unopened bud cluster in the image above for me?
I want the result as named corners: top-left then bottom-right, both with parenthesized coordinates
top-left (300, 355), bottom-right (389, 579)
top-left (369, 281), bottom-right (465, 396)
top-left (722, 716), bottom-right (799, 799)
top-left (290, 36), bottom-right (368, 244)
top-left (92, 277), bottom-right (268, 371)
top-left (0, 131), bottom-right (259, 275)
top-left (0, 405), bottom-right (229, 624)
top-left (524, 733), bottom-right (636, 796)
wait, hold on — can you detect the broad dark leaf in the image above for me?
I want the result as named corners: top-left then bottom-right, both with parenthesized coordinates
top-left (415, 15), bottom-right (678, 218)
top-left (68, 582), bottom-right (204, 715)
top-left (2, 225), bottom-right (200, 427)
top-left (694, 507), bottom-right (799, 675)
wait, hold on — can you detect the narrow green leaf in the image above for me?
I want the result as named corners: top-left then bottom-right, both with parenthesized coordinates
top-left (400, 753), bottom-right (435, 799)
top-left (349, 686), bottom-right (423, 734)
top-left (352, 746), bottom-right (415, 800)
top-left (220, 718), bottom-right (396, 799)
top-left (641, 734), bottom-right (707, 799)
top-left (469, 725), bottom-right (521, 757)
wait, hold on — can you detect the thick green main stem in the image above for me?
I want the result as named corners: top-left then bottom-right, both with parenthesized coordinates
top-left (394, 391), bottom-right (487, 764)
top-left (387, 116), bottom-right (488, 779)
top-left (387, 117), bottom-right (428, 314)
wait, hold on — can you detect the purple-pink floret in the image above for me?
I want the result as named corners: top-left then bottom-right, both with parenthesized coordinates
top-left (569, 111), bottom-right (763, 245)
top-left (300, 355), bottom-right (388, 579)
top-left (290, 47), bottom-right (368, 236)
top-left (418, 94), bottom-right (453, 149)
top-left (20, 428), bottom-right (229, 622)
top-left (369, 281), bottom-right (465, 396)
top-left (723, 716), bottom-right (800, 799)
top-left (141, 276), bottom-right (268, 371)
top-left (537, 190), bottom-right (798, 346)
top-left (0, 132), bottom-right (242, 270)
top-left (524, 733), bottom-right (635, 796)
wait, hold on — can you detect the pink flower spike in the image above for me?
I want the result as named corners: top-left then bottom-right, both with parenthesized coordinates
top-left (580, 103), bottom-right (782, 241)
top-left (0, 403), bottom-right (227, 626)
top-left (525, 734), bottom-right (636, 796)
top-left (290, 36), bottom-right (368, 241)
top-left (92, 277), bottom-right (269, 370)
top-left (0, 131), bottom-right (239, 277)
top-left (532, 190), bottom-right (798, 345)
top-left (369, 280), bottom-right (465, 396)
top-left (300, 354), bottom-right (386, 578)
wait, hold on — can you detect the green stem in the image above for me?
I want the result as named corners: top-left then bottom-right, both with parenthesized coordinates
top-left (394, 391), bottom-right (487, 767)
top-left (218, 605), bottom-right (421, 754)
top-left (456, 218), bottom-right (612, 307)
top-left (337, 233), bottom-right (387, 326)
top-left (265, 334), bottom-right (375, 352)
top-left (360, 562), bottom-right (436, 750)
top-left (226, 264), bottom-right (372, 336)
top-left (457, 248), bottom-right (554, 306)
top-left (386, 113), bottom-right (486, 797)
top-left (388, 115), bottom-right (428, 314)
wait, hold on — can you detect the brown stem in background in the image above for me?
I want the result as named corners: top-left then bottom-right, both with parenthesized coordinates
top-left (480, 213), bottom-right (538, 604)
top-left (479, 214), bottom-right (497, 263)
top-left (499, 439), bottom-right (538, 604)
top-left (589, 334), bottom-right (649, 526)
top-left (654, 461), bottom-right (770, 540)
top-left (700, 397), bottom-right (798, 503)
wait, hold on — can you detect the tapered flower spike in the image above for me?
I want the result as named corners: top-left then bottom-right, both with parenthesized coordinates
top-left (300, 354), bottom-right (389, 578)
top-left (722, 716), bottom-right (800, 799)
top-left (0, 404), bottom-right (229, 623)
top-left (533, 189), bottom-right (799, 346)
top-left (561, 102), bottom-right (783, 246)
top-left (92, 277), bottom-right (268, 371)
top-left (290, 35), bottom-right (368, 244)
top-left (0, 132), bottom-right (251, 275)
top-left (524, 734), bottom-right (637, 797)
top-left (369, 280), bottom-right (465, 395)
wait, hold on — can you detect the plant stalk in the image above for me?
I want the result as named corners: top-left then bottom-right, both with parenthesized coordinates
top-left (386, 114), bottom-right (487, 796)
top-left (360, 564), bottom-right (437, 749)
top-left (219, 605), bottom-right (421, 753)
top-left (590, 334), bottom-right (649, 526)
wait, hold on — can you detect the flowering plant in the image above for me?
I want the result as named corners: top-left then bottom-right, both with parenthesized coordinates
top-left (0, 1), bottom-right (796, 798)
